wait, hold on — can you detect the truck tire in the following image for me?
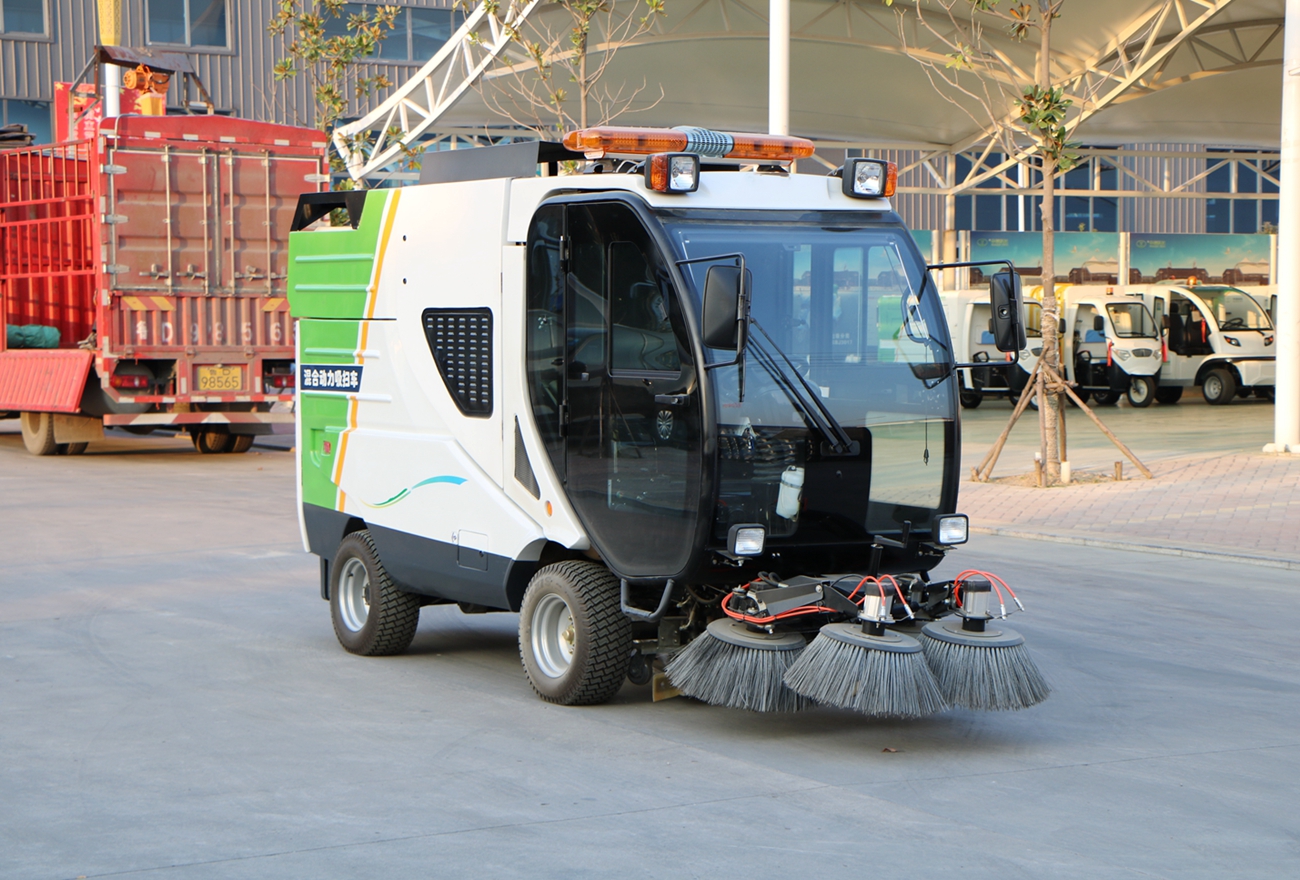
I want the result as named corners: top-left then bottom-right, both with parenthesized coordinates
top-left (1155, 386), bottom-right (1183, 405)
top-left (20, 412), bottom-right (59, 456)
top-left (1202, 368), bottom-right (1236, 406)
top-left (519, 561), bottom-right (633, 706)
top-left (330, 530), bottom-right (421, 656)
top-left (193, 429), bottom-right (231, 454)
top-left (1127, 376), bottom-right (1156, 408)
top-left (227, 434), bottom-right (254, 454)
top-left (63, 443), bottom-right (88, 455)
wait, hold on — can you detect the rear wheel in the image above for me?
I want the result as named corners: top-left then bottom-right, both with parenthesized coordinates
top-left (193, 429), bottom-right (231, 454)
top-left (20, 412), bottom-right (59, 456)
top-left (959, 390), bottom-right (982, 409)
top-left (1092, 390), bottom-right (1121, 406)
top-left (1256, 386), bottom-right (1275, 402)
top-left (519, 561), bottom-right (632, 706)
top-left (227, 434), bottom-right (254, 454)
top-left (1202, 369), bottom-right (1237, 406)
top-left (1127, 376), bottom-right (1156, 408)
top-left (63, 443), bottom-right (88, 455)
top-left (330, 530), bottom-right (421, 656)
top-left (1155, 386), bottom-right (1183, 405)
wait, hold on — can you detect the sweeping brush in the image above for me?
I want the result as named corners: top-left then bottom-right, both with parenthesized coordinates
top-left (920, 574), bottom-right (1050, 711)
top-left (666, 618), bottom-right (809, 712)
top-left (783, 622), bottom-right (947, 717)
top-left (782, 577), bottom-right (947, 718)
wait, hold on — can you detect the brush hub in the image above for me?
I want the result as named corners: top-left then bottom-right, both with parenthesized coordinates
top-left (922, 619), bottom-right (1025, 648)
top-left (705, 618), bottom-right (806, 651)
top-left (816, 622), bottom-right (922, 654)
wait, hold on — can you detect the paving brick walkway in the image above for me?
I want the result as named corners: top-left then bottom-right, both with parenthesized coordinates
top-left (959, 452), bottom-right (1300, 568)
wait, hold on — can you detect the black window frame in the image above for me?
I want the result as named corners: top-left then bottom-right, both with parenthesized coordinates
top-left (0, 0), bottom-right (48, 36)
top-left (145, 0), bottom-right (232, 50)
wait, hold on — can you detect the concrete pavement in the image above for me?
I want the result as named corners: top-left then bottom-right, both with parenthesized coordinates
top-left (958, 396), bottom-right (1300, 567)
top-left (1, 429), bottom-right (1298, 878)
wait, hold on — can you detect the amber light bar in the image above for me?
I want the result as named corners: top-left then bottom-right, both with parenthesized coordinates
top-left (562, 125), bottom-right (816, 162)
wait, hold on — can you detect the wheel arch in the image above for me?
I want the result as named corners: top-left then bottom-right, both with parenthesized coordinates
top-left (1194, 360), bottom-right (1241, 387)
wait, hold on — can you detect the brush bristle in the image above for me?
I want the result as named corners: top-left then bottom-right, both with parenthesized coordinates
top-left (783, 633), bottom-right (947, 717)
top-left (921, 639), bottom-right (1050, 711)
top-left (665, 631), bottom-right (809, 712)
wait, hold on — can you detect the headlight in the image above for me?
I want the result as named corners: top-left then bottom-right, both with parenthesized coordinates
top-left (936, 514), bottom-right (969, 545)
top-left (841, 158), bottom-right (897, 199)
top-left (645, 153), bottom-right (699, 193)
top-left (1116, 348), bottom-right (1131, 360)
top-left (1223, 335), bottom-right (1241, 347)
top-left (728, 524), bottom-right (766, 556)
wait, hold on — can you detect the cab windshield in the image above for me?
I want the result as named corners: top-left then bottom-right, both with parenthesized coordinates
top-left (1106, 302), bottom-right (1158, 338)
top-left (1196, 287), bottom-right (1273, 331)
top-left (661, 213), bottom-right (954, 538)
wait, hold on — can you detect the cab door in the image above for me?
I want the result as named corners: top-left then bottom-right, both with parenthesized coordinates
top-left (524, 200), bottom-right (704, 579)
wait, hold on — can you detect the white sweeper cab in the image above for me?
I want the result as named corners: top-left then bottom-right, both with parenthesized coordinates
top-left (1137, 282), bottom-right (1276, 404)
top-left (287, 126), bottom-right (1049, 716)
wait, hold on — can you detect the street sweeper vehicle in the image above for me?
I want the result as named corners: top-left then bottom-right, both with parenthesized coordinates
top-left (1137, 282), bottom-right (1276, 404)
top-left (1010, 287), bottom-right (1164, 408)
top-left (288, 127), bottom-right (1049, 717)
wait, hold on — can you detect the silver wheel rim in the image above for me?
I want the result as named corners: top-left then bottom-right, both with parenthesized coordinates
top-left (1132, 379), bottom-right (1151, 402)
top-left (531, 593), bottom-right (576, 678)
top-left (1205, 375), bottom-right (1222, 398)
top-left (338, 557), bottom-right (370, 632)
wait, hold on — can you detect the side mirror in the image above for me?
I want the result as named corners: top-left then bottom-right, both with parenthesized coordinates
top-left (1093, 315), bottom-right (1105, 332)
top-left (988, 270), bottom-right (1026, 353)
top-left (701, 265), bottom-right (751, 350)
top-left (1161, 315), bottom-right (1170, 330)
top-left (1059, 318), bottom-right (1066, 334)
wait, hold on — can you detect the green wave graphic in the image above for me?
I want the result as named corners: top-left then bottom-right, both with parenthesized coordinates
top-left (361, 475), bottom-right (466, 509)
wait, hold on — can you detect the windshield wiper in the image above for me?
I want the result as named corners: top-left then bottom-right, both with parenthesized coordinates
top-left (747, 319), bottom-right (858, 456)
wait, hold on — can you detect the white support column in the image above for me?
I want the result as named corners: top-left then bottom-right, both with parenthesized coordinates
top-left (768, 0), bottom-right (789, 136)
top-left (1267, 0), bottom-right (1300, 453)
top-left (103, 64), bottom-right (121, 118)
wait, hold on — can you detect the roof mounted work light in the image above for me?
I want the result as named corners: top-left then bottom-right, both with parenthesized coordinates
top-left (841, 158), bottom-right (897, 199)
top-left (645, 153), bottom-right (699, 193)
top-left (563, 125), bottom-right (816, 162)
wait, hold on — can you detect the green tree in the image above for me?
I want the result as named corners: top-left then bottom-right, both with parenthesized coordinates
top-left (884, 0), bottom-right (1079, 484)
top-left (465, 0), bottom-right (667, 138)
top-left (268, 0), bottom-right (403, 184)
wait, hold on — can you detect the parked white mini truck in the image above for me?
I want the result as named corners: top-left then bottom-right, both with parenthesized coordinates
top-left (286, 127), bottom-right (1039, 713)
top-left (1138, 282), bottom-right (1276, 404)
top-left (940, 289), bottom-right (1027, 408)
top-left (1014, 287), bottom-right (1165, 407)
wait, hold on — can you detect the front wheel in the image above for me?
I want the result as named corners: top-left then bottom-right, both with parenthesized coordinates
top-left (1202, 368), bottom-right (1237, 406)
top-left (330, 530), bottom-right (421, 656)
top-left (519, 561), bottom-right (633, 706)
top-left (1127, 376), bottom-right (1156, 408)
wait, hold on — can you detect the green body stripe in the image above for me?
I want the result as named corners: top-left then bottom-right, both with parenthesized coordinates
top-left (297, 319), bottom-right (361, 510)
top-left (286, 191), bottom-right (391, 320)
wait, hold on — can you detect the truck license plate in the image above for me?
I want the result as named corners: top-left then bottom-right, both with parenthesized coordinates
top-left (196, 365), bottom-right (243, 392)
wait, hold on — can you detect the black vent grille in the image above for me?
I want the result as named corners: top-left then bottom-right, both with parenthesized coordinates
top-left (423, 308), bottom-right (493, 417)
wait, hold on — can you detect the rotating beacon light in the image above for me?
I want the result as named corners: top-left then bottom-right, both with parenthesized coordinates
top-left (563, 125), bottom-right (816, 162)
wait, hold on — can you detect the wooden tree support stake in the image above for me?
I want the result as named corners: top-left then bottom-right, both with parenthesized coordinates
top-left (1045, 364), bottom-right (1153, 480)
top-left (973, 357), bottom-right (1042, 482)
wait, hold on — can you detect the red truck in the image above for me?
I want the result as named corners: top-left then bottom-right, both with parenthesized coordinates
top-left (0, 113), bottom-right (325, 455)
